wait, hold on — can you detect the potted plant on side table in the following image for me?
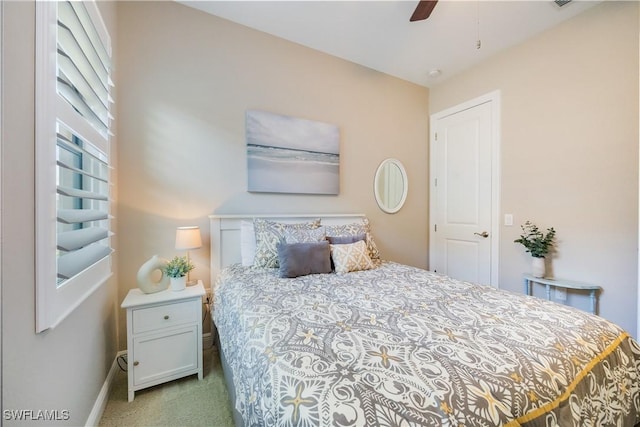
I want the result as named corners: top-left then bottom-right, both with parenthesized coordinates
top-left (514, 221), bottom-right (556, 278)
top-left (163, 256), bottom-right (194, 291)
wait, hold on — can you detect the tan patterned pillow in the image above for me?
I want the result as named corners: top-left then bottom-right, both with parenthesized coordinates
top-left (253, 218), bottom-right (321, 268)
top-left (330, 240), bottom-right (375, 274)
top-left (325, 218), bottom-right (380, 260)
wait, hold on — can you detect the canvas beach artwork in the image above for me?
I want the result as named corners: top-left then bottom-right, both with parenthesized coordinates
top-left (246, 110), bottom-right (340, 195)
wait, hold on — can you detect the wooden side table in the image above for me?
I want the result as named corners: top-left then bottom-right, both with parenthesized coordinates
top-left (121, 281), bottom-right (206, 401)
top-left (523, 274), bottom-right (601, 315)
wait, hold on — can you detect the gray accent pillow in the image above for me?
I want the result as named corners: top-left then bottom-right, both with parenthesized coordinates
top-left (326, 233), bottom-right (366, 245)
top-left (277, 241), bottom-right (332, 278)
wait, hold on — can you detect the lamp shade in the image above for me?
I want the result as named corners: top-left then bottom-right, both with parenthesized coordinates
top-left (175, 226), bottom-right (202, 250)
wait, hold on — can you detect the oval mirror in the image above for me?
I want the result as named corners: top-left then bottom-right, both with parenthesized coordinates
top-left (374, 158), bottom-right (408, 214)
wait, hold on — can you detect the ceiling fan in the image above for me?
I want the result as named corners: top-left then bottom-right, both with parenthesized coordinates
top-left (410, 0), bottom-right (573, 22)
top-left (410, 0), bottom-right (438, 22)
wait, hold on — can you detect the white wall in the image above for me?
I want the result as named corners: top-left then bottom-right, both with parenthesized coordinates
top-left (1, 1), bottom-right (120, 424)
top-left (431, 1), bottom-right (639, 335)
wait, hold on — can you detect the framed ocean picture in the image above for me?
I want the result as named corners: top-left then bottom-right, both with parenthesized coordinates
top-left (246, 110), bottom-right (340, 195)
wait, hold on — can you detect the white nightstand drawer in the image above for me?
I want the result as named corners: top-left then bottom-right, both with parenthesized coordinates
top-left (132, 300), bottom-right (198, 334)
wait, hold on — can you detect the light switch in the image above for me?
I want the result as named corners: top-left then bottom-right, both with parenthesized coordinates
top-left (504, 214), bottom-right (513, 226)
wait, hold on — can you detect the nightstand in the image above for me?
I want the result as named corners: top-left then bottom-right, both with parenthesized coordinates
top-left (121, 281), bottom-right (206, 402)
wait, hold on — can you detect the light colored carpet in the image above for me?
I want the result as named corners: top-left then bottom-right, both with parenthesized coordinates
top-left (99, 347), bottom-right (235, 427)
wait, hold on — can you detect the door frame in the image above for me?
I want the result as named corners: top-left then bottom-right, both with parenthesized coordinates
top-left (429, 90), bottom-right (501, 287)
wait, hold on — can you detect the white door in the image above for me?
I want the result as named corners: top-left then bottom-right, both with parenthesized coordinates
top-left (430, 93), bottom-right (499, 286)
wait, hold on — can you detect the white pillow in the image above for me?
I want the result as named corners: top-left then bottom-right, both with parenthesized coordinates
top-left (240, 220), bottom-right (256, 267)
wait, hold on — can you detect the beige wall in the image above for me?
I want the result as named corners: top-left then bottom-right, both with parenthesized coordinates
top-left (1, 1), bottom-right (120, 425)
top-left (115, 1), bottom-right (429, 350)
top-left (431, 1), bottom-right (639, 335)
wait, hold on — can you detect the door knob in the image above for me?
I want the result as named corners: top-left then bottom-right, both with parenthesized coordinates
top-left (474, 231), bottom-right (489, 238)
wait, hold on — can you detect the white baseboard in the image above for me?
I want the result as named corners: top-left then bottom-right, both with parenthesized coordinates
top-left (85, 350), bottom-right (126, 427)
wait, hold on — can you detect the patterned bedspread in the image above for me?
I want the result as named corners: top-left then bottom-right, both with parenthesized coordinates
top-left (213, 262), bottom-right (640, 426)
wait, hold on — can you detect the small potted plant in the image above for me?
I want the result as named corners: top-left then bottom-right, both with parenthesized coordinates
top-left (163, 256), bottom-right (194, 291)
top-left (514, 221), bottom-right (556, 278)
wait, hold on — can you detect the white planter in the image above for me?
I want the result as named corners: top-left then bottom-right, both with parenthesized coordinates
top-left (169, 276), bottom-right (186, 291)
top-left (532, 257), bottom-right (546, 278)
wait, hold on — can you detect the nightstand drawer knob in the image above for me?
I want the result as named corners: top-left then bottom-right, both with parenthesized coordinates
top-left (133, 361), bottom-right (139, 366)
top-left (164, 315), bottom-right (169, 320)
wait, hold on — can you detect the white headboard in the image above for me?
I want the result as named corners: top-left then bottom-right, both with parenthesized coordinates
top-left (208, 213), bottom-right (366, 282)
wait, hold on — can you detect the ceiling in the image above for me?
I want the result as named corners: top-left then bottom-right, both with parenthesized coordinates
top-left (179, 0), bottom-right (601, 88)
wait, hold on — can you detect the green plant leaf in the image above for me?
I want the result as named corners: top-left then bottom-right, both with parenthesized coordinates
top-left (514, 221), bottom-right (556, 258)
top-left (162, 256), bottom-right (195, 278)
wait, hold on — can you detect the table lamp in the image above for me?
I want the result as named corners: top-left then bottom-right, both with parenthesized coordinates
top-left (175, 226), bottom-right (202, 285)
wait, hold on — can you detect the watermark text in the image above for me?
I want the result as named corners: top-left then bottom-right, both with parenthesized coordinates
top-left (3, 409), bottom-right (70, 421)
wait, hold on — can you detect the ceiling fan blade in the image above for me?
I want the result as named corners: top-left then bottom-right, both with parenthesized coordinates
top-left (410, 0), bottom-right (438, 22)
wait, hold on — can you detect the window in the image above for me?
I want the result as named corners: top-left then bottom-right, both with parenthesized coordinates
top-left (36, 1), bottom-right (113, 332)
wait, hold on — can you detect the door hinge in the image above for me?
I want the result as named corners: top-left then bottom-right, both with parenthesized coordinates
top-left (434, 178), bottom-right (438, 187)
top-left (435, 132), bottom-right (438, 141)
top-left (434, 224), bottom-right (437, 232)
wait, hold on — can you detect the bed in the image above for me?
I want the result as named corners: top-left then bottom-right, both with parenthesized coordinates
top-left (210, 214), bottom-right (640, 427)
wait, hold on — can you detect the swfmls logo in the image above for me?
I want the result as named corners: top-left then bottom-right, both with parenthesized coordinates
top-left (3, 409), bottom-right (70, 421)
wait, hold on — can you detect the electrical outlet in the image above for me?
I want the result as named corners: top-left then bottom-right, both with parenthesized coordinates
top-left (504, 214), bottom-right (513, 226)
top-left (555, 288), bottom-right (567, 301)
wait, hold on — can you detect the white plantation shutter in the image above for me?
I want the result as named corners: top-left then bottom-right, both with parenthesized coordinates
top-left (57, 1), bottom-right (111, 138)
top-left (36, 1), bottom-right (113, 332)
top-left (55, 121), bottom-right (111, 282)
